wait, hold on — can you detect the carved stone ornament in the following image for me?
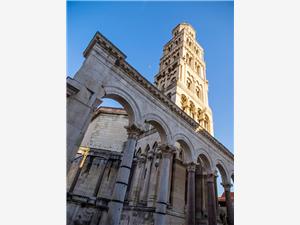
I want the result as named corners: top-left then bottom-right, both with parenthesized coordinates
top-left (206, 172), bottom-right (216, 183)
top-left (186, 162), bottom-right (197, 172)
top-left (125, 124), bottom-right (143, 139)
top-left (221, 183), bottom-right (233, 191)
top-left (157, 144), bottom-right (176, 159)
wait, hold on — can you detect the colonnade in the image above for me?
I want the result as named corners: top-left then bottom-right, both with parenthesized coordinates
top-left (67, 122), bottom-right (233, 225)
top-left (104, 126), bottom-right (233, 225)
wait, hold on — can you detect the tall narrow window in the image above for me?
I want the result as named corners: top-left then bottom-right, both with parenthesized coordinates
top-left (186, 78), bottom-right (191, 89)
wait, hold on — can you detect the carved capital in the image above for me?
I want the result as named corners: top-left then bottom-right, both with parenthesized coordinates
top-left (186, 162), bottom-right (197, 172)
top-left (221, 183), bottom-right (233, 191)
top-left (157, 144), bottom-right (176, 159)
top-left (125, 124), bottom-right (143, 139)
top-left (206, 172), bottom-right (216, 183)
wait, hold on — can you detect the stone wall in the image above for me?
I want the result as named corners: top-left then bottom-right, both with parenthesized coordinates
top-left (67, 107), bottom-right (231, 225)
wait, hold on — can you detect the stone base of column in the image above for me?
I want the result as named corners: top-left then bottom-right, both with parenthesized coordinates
top-left (154, 202), bottom-right (167, 225)
top-left (106, 201), bottom-right (123, 225)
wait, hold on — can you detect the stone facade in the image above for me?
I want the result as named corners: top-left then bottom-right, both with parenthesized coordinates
top-left (67, 23), bottom-right (234, 225)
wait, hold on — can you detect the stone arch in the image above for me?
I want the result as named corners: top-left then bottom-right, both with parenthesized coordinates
top-left (103, 86), bottom-right (142, 127)
top-left (204, 114), bottom-right (210, 131)
top-left (195, 148), bottom-right (213, 173)
top-left (215, 159), bottom-right (229, 184)
top-left (173, 133), bottom-right (194, 163)
top-left (143, 113), bottom-right (172, 144)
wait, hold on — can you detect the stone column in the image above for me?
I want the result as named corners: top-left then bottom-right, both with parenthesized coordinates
top-left (128, 153), bottom-right (146, 205)
top-left (106, 124), bottom-right (142, 225)
top-left (214, 171), bottom-right (219, 215)
top-left (186, 162), bottom-right (196, 225)
top-left (147, 151), bottom-right (160, 207)
top-left (207, 173), bottom-right (217, 225)
top-left (140, 149), bottom-right (154, 204)
top-left (154, 145), bottom-right (175, 225)
top-left (195, 167), bottom-right (203, 222)
top-left (222, 183), bottom-right (234, 225)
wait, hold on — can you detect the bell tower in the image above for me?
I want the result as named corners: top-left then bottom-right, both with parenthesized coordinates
top-left (154, 23), bottom-right (214, 135)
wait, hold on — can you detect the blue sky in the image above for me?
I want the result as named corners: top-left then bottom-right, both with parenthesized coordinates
top-left (67, 1), bottom-right (233, 158)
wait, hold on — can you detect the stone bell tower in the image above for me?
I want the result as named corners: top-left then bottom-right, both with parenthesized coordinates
top-left (154, 23), bottom-right (214, 135)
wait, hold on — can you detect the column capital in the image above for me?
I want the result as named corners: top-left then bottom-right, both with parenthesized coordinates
top-left (221, 183), bottom-right (233, 191)
top-left (186, 162), bottom-right (197, 172)
top-left (157, 144), bottom-right (176, 159)
top-left (125, 124), bottom-right (143, 139)
top-left (206, 172), bottom-right (216, 183)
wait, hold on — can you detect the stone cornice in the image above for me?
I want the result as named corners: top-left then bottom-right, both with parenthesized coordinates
top-left (91, 106), bottom-right (127, 121)
top-left (83, 31), bottom-right (127, 60)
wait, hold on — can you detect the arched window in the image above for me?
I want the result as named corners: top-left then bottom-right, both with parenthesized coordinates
top-left (186, 78), bottom-right (192, 89)
top-left (186, 53), bottom-right (189, 62)
top-left (188, 57), bottom-right (192, 66)
top-left (196, 86), bottom-right (200, 98)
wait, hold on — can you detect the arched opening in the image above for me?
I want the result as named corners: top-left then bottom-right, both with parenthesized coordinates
top-left (126, 114), bottom-right (173, 208)
top-left (186, 77), bottom-right (192, 89)
top-left (231, 173), bottom-right (234, 201)
top-left (195, 154), bottom-right (212, 224)
top-left (168, 138), bottom-right (193, 217)
top-left (216, 163), bottom-right (230, 224)
top-left (67, 93), bottom-right (139, 205)
top-left (143, 116), bottom-right (169, 145)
